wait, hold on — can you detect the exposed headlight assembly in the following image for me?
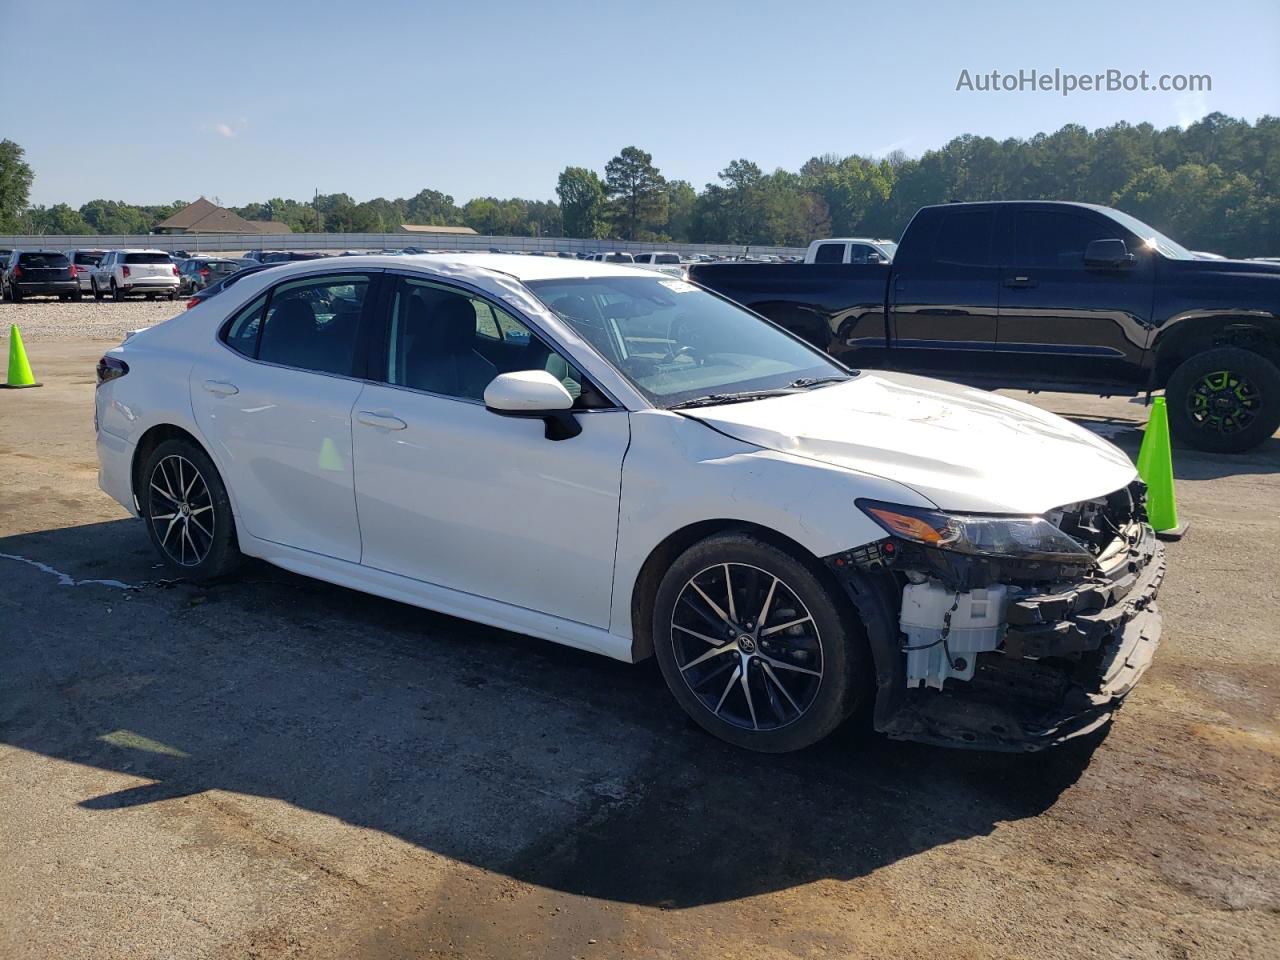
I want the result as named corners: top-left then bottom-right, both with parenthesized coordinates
top-left (856, 500), bottom-right (1093, 564)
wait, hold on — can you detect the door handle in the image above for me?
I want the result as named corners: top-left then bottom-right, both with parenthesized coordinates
top-left (1003, 276), bottom-right (1039, 288)
top-left (202, 379), bottom-right (239, 396)
top-left (357, 410), bottom-right (408, 431)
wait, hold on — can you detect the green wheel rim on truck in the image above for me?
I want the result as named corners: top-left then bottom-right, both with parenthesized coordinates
top-left (1187, 369), bottom-right (1261, 435)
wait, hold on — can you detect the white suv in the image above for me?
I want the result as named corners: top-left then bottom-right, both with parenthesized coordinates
top-left (91, 250), bottom-right (180, 301)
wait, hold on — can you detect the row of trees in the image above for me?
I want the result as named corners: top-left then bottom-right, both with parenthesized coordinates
top-left (2, 114), bottom-right (1277, 256)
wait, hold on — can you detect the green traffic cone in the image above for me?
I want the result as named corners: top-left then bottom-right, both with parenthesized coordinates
top-left (1136, 397), bottom-right (1186, 540)
top-left (2, 324), bottom-right (41, 388)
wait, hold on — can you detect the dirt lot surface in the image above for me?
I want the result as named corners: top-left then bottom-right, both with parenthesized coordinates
top-left (2, 328), bottom-right (1278, 960)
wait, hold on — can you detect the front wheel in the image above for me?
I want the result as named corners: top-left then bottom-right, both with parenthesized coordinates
top-left (652, 532), bottom-right (865, 752)
top-left (140, 438), bottom-right (242, 582)
top-left (1166, 347), bottom-right (1280, 453)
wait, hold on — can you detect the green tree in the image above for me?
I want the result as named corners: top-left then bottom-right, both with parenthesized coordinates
top-left (556, 167), bottom-right (607, 239)
top-left (604, 146), bottom-right (667, 240)
top-left (0, 140), bottom-right (34, 232)
top-left (405, 188), bottom-right (460, 226)
top-left (664, 179), bottom-right (697, 242)
top-left (27, 203), bottom-right (92, 235)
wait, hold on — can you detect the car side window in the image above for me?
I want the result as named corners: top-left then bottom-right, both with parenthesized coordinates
top-left (223, 294), bottom-right (267, 357)
top-left (255, 274), bottom-right (370, 376)
top-left (385, 277), bottom-right (584, 403)
top-left (1015, 210), bottom-right (1121, 269)
top-left (814, 243), bottom-right (845, 264)
top-left (933, 210), bottom-right (995, 267)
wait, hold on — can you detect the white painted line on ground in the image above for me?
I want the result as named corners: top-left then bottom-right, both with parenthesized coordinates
top-left (0, 553), bottom-right (138, 590)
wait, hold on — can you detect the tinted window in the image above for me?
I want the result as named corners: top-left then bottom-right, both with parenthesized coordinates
top-left (224, 294), bottom-right (267, 357)
top-left (386, 277), bottom-right (582, 403)
top-left (605, 254), bottom-right (633, 263)
top-left (74, 252), bottom-right (104, 266)
top-left (813, 243), bottom-right (844, 264)
top-left (654, 253), bottom-right (679, 264)
top-left (933, 211), bottom-right (994, 266)
top-left (18, 252), bottom-right (70, 268)
top-left (1015, 210), bottom-right (1120, 269)
top-left (125, 253), bottom-right (172, 265)
top-left (257, 274), bottom-right (370, 375)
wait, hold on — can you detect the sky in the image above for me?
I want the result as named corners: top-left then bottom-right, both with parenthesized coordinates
top-left (3, 0), bottom-right (1278, 208)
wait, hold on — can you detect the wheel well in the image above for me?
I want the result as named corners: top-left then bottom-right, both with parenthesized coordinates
top-left (130, 424), bottom-right (205, 509)
top-left (628, 519), bottom-right (845, 662)
top-left (1154, 320), bottom-right (1280, 387)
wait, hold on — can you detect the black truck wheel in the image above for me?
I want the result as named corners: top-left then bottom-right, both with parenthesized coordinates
top-left (1166, 347), bottom-right (1280, 453)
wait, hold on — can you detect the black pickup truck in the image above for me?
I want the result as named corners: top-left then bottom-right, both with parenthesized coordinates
top-left (688, 201), bottom-right (1280, 452)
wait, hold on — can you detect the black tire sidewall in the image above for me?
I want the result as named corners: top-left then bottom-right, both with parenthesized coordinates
top-left (1167, 347), bottom-right (1280, 454)
top-left (652, 532), bottom-right (863, 753)
top-left (140, 438), bottom-right (241, 581)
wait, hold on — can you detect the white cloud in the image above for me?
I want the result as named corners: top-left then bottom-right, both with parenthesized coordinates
top-left (214, 123), bottom-right (236, 139)
top-left (1175, 90), bottom-right (1210, 129)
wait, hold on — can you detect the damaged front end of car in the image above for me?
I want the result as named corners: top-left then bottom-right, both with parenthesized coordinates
top-left (825, 481), bottom-right (1166, 751)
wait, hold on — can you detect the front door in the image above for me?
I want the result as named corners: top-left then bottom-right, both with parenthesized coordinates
top-left (190, 271), bottom-right (377, 562)
top-left (352, 275), bottom-right (630, 628)
top-left (996, 207), bottom-right (1154, 387)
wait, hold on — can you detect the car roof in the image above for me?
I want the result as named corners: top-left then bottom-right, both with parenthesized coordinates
top-left (113, 248), bottom-right (173, 254)
top-left (401, 253), bottom-right (649, 281)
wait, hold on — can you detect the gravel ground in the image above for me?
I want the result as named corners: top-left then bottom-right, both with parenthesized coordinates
top-left (1, 341), bottom-right (1278, 960)
top-left (2, 297), bottom-right (181, 343)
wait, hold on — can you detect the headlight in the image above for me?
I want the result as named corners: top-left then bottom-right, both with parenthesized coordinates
top-left (856, 500), bottom-right (1093, 564)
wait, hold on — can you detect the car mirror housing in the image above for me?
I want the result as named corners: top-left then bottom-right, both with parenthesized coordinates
top-left (1084, 238), bottom-right (1136, 269)
top-left (484, 370), bottom-right (581, 440)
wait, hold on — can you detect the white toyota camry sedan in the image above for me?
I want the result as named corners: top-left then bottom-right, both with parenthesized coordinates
top-left (95, 254), bottom-right (1165, 753)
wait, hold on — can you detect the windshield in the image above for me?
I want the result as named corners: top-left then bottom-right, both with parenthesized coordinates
top-left (526, 275), bottom-right (848, 406)
top-left (1101, 208), bottom-right (1194, 260)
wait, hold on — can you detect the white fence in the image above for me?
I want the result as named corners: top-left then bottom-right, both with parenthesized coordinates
top-left (0, 232), bottom-right (806, 258)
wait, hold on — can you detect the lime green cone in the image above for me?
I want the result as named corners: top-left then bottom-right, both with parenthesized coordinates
top-left (3, 324), bottom-right (41, 388)
top-left (1136, 397), bottom-right (1186, 539)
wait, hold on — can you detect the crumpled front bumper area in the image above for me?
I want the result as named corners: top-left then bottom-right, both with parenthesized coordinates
top-left (829, 525), bottom-right (1166, 752)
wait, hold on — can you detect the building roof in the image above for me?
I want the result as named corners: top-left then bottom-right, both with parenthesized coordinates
top-left (399, 223), bottom-right (478, 234)
top-left (155, 198), bottom-right (292, 235)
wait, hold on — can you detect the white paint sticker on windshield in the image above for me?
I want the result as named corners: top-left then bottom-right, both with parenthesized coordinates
top-left (659, 279), bottom-right (697, 293)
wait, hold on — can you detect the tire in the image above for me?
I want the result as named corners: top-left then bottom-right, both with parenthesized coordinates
top-left (111, 280), bottom-right (124, 302)
top-left (652, 531), bottom-right (865, 752)
top-left (1166, 347), bottom-right (1280, 454)
top-left (92, 279), bottom-right (103, 301)
top-left (72, 290), bottom-right (82, 302)
top-left (10, 285), bottom-right (21, 302)
top-left (167, 290), bottom-right (177, 301)
top-left (139, 438), bottom-right (242, 582)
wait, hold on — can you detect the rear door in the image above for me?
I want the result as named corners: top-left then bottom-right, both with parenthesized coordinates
top-left (190, 271), bottom-right (379, 562)
top-left (887, 207), bottom-right (1002, 377)
top-left (996, 207), bottom-right (1154, 387)
top-left (125, 252), bottom-right (176, 283)
top-left (18, 252), bottom-right (72, 285)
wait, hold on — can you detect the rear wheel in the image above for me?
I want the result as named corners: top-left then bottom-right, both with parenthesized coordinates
top-left (111, 280), bottom-right (123, 302)
top-left (91, 278), bottom-right (103, 301)
top-left (140, 438), bottom-right (242, 582)
top-left (1166, 347), bottom-right (1280, 453)
top-left (72, 290), bottom-right (82, 302)
top-left (652, 532), bottom-right (864, 752)
top-left (167, 290), bottom-right (177, 301)
top-left (10, 285), bottom-right (21, 302)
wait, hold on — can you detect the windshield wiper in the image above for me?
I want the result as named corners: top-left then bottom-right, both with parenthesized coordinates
top-left (668, 389), bottom-right (796, 410)
top-left (787, 375), bottom-right (856, 389)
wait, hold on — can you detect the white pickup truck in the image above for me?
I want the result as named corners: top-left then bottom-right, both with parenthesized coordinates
top-left (630, 251), bottom-right (687, 278)
top-left (804, 237), bottom-right (898, 264)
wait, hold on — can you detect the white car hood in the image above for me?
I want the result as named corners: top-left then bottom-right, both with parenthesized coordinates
top-left (679, 371), bottom-right (1137, 514)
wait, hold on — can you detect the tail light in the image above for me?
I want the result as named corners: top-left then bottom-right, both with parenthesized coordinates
top-left (186, 297), bottom-right (200, 310)
top-left (95, 355), bottom-right (129, 386)
top-left (13, 266), bottom-right (21, 278)
top-left (199, 268), bottom-right (210, 277)
top-left (122, 265), bottom-right (131, 278)
top-left (172, 266), bottom-right (180, 277)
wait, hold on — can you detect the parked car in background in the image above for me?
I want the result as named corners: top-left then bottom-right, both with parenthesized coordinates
top-left (95, 253), bottom-right (1165, 754)
top-left (90, 250), bottom-right (179, 301)
top-left (177, 257), bottom-right (241, 295)
top-left (184, 261), bottom-right (289, 309)
top-left (589, 252), bottom-right (636, 263)
top-left (804, 238), bottom-right (898, 264)
top-left (691, 200), bottom-right (1280, 453)
top-left (69, 249), bottom-right (109, 292)
top-left (2, 250), bottom-right (81, 301)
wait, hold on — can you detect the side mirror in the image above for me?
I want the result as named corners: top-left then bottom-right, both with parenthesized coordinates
top-left (1084, 238), bottom-right (1136, 269)
top-left (484, 370), bottom-right (581, 440)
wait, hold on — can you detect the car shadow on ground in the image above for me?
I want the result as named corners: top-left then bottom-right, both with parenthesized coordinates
top-left (1, 518), bottom-right (1104, 909)
top-left (1068, 415), bottom-right (1280, 480)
